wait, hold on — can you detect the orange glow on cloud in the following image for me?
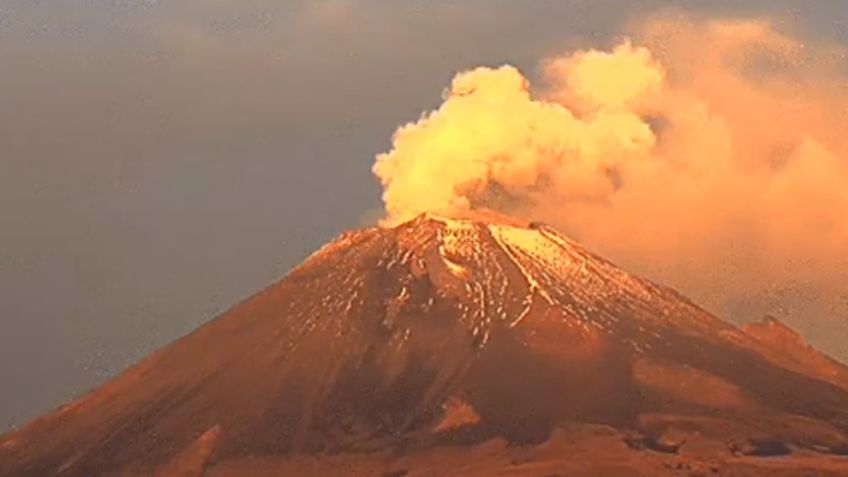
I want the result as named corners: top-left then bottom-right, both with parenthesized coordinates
top-left (373, 13), bottom-right (848, 322)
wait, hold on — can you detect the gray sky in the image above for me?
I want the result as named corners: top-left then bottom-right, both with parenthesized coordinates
top-left (1, 1), bottom-right (847, 431)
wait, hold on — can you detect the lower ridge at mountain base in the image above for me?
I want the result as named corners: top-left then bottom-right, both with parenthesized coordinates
top-left (207, 424), bottom-right (848, 477)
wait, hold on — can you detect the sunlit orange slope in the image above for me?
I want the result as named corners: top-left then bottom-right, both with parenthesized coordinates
top-left (1, 215), bottom-right (848, 476)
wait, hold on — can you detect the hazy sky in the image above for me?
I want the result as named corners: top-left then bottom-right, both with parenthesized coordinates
top-left (1, 1), bottom-right (847, 431)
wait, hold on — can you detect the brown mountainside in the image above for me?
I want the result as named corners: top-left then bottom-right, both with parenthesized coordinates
top-left (2, 214), bottom-right (848, 476)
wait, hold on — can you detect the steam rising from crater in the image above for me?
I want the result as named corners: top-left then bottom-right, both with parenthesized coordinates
top-left (374, 41), bottom-right (661, 225)
top-left (373, 14), bottom-right (848, 327)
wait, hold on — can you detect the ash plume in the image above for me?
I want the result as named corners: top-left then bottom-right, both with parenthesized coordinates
top-left (373, 13), bottom-right (848, 344)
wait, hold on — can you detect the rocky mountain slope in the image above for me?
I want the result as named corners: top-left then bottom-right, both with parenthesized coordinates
top-left (2, 214), bottom-right (848, 476)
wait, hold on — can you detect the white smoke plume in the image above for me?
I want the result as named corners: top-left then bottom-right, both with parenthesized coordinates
top-left (373, 13), bottom-right (848, 348)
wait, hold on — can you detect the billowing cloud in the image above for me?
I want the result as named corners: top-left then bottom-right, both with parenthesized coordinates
top-left (373, 14), bottom-right (848, 335)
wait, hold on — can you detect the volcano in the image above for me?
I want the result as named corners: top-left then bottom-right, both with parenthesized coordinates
top-left (3, 214), bottom-right (848, 476)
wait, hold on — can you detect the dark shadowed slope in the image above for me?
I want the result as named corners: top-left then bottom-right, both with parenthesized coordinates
top-left (2, 214), bottom-right (848, 476)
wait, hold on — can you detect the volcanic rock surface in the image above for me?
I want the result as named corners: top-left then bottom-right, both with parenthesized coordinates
top-left (2, 214), bottom-right (848, 476)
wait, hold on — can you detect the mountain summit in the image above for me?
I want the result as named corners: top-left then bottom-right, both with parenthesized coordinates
top-left (3, 214), bottom-right (848, 476)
